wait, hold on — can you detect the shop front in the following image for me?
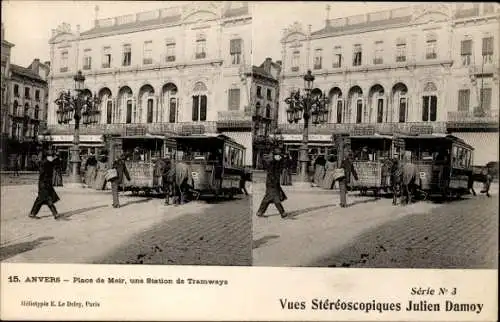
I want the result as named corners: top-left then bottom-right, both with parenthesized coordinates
top-left (38, 134), bottom-right (105, 174)
top-left (281, 134), bottom-right (334, 174)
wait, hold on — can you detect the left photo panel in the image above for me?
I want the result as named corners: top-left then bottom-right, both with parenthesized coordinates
top-left (1, 1), bottom-right (253, 265)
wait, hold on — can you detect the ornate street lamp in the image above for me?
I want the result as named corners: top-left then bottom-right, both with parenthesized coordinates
top-left (284, 70), bottom-right (329, 183)
top-left (54, 70), bottom-right (101, 185)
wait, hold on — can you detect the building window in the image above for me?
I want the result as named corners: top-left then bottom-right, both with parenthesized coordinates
top-left (24, 87), bottom-right (30, 99)
top-left (373, 41), bottom-right (384, 65)
top-left (122, 44), bottom-right (131, 66)
top-left (336, 100), bottom-right (343, 124)
top-left (83, 49), bottom-right (92, 70)
top-left (399, 97), bottom-right (407, 123)
top-left (24, 103), bottom-right (29, 117)
top-left (376, 98), bottom-right (384, 123)
top-left (267, 88), bottom-right (272, 101)
top-left (256, 86), bottom-right (262, 98)
top-left (265, 104), bottom-right (271, 118)
top-left (353, 44), bottom-right (362, 66)
top-left (228, 88), bottom-right (240, 111)
top-left (60, 51), bottom-right (68, 72)
top-left (482, 37), bottom-right (494, 64)
top-left (426, 34), bottom-right (437, 59)
top-left (166, 40), bottom-right (176, 62)
top-left (14, 84), bottom-right (19, 97)
top-left (143, 41), bottom-right (153, 65)
top-left (126, 99), bottom-right (133, 123)
top-left (314, 48), bottom-right (322, 70)
top-left (195, 34), bottom-right (207, 59)
top-left (192, 82), bottom-right (208, 121)
top-left (396, 38), bottom-right (406, 62)
top-left (169, 97), bottom-right (177, 123)
top-left (422, 96), bottom-right (437, 121)
top-left (461, 39), bottom-right (472, 66)
top-left (35, 90), bottom-right (40, 101)
top-left (230, 38), bottom-right (242, 65)
top-left (13, 100), bottom-right (18, 117)
top-left (291, 50), bottom-right (300, 72)
top-left (106, 100), bottom-right (113, 124)
top-left (333, 46), bottom-right (342, 68)
top-left (479, 88), bottom-right (492, 113)
top-left (355, 99), bottom-right (363, 123)
top-left (255, 102), bottom-right (261, 117)
top-left (34, 105), bottom-right (40, 119)
top-left (146, 98), bottom-right (154, 123)
top-left (102, 46), bottom-right (111, 68)
top-left (457, 89), bottom-right (470, 112)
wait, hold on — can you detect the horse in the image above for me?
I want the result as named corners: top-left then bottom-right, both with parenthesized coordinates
top-left (400, 161), bottom-right (418, 205)
top-left (153, 158), bottom-right (175, 204)
top-left (174, 161), bottom-right (195, 205)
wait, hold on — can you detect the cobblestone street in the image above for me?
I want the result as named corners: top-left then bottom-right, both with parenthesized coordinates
top-left (252, 182), bottom-right (498, 268)
top-left (1, 184), bottom-right (251, 265)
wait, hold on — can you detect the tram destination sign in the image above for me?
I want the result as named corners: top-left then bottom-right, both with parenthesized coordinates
top-left (410, 125), bottom-right (433, 135)
top-left (351, 126), bottom-right (376, 136)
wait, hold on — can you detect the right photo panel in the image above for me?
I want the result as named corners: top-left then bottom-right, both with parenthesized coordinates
top-left (251, 2), bottom-right (499, 268)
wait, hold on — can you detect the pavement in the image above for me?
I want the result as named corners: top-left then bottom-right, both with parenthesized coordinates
top-left (252, 182), bottom-right (498, 268)
top-left (1, 185), bottom-right (251, 265)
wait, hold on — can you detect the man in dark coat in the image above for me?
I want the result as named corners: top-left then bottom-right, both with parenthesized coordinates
top-left (29, 151), bottom-right (60, 219)
top-left (338, 152), bottom-right (358, 208)
top-left (110, 154), bottom-right (131, 208)
top-left (256, 148), bottom-right (287, 218)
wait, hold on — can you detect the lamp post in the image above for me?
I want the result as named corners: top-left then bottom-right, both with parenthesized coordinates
top-left (54, 70), bottom-right (100, 185)
top-left (284, 70), bottom-right (329, 183)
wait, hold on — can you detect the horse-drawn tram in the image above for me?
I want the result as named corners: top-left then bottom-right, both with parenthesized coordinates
top-left (397, 133), bottom-right (474, 199)
top-left (109, 133), bottom-right (176, 195)
top-left (170, 133), bottom-right (246, 199)
top-left (349, 134), bottom-right (394, 196)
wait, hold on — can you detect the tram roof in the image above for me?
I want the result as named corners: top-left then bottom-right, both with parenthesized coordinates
top-left (119, 134), bottom-right (166, 140)
top-left (350, 134), bottom-right (393, 139)
top-left (396, 133), bottom-right (474, 149)
top-left (169, 134), bottom-right (245, 149)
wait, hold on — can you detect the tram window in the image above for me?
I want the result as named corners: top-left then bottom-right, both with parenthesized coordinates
top-left (224, 146), bottom-right (230, 166)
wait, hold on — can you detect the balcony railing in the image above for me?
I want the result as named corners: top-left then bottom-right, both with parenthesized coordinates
top-left (447, 109), bottom-right (499, 123)
top-left (276, 122), bottom-right (447, 135)
top-left (46, 122), bottom-right (219, 136)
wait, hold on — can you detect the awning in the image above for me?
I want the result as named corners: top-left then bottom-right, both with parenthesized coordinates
top-left (452, 132), bottom-right (499, 166)
top-left (280, 134), bottom-right (332, 141)
top-left (38, 134), bottom-right (104, 143)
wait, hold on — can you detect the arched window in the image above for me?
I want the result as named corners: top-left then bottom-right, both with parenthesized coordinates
top-left (192, 82), bottom-right (207, 121)
top-left (13, 100), bottom-right (18, 116)
top-left (106, 100), bottom-right (113, 124)
top-left (255, 102), bottom-right (261, 116)
top-left (355, 99), bottom-right (363, 123)
top-left (265, 104), bottom-right (271, 118)
top-left (422, 82), bottom-right (437, 121)
top-left (162, 83), bottom-right (178, 123)
top-left (34, 105), bottom-right (40, 120)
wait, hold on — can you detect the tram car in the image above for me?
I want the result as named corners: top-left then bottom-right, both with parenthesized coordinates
top-left (398, 134), bottom-right (474, 199)
top-left (170, 133), bottom-right (246, 199)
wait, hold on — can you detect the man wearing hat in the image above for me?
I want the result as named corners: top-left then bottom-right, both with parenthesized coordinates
top-left (256, 147), bottom-right (288, 218)
top-left (338, 150), bottom-right (359, 208)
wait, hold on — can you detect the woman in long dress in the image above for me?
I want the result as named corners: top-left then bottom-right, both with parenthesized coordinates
top-left (52, 153), bottom-right (63, 187)
top-left (84, 154), bottom-right (98, 188)
top-left (93, 154), bottom-right (109, 190)
top-left (313, 154), bottom-right (326, 187)
top-left (322, 155), bottom-right (338, 189)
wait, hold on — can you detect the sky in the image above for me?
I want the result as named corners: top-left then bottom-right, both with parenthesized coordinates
top-left (2, 1), bottom-right (403, 67)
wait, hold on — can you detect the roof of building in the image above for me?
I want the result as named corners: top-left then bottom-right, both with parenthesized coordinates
top-left (10, 64), bottom-right (45, 82)
top-left (80, 3), bottom-right (250, 37)
top-left (311, 15), bottom-right (412, 37)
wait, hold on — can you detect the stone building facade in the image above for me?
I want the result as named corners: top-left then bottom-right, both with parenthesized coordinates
top-left (1, 23), bottom-right (15, 169)
top-left (251, 57), bottom-right (282, 168)
top-left (278, 3), bottom-right (499, 167)
top-left (2, 56), bottom-right (50, 170)
top-left (46, 1), bottom-right (253, 166)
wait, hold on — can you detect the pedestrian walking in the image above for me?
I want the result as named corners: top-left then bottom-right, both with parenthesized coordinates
top-left (256, 148), bottom-right (288, 218)
top-left (84, 153), bottom-right (98, 188)
top-left (29, 151), bottom-right (60, 220)
top-left (52, 152), bottom-right (63, 187)
top-left (93, 152), bottom-right (109, 190)
top-left (108, 154), bottom-right (131, 208)
top-left (313, 154), bottom-right (326, 187)
top-left (480, 167), bottom-right (492, 197)
top-left (13, 155), bottom-right (20, 176)
top-left (467, 171), bottom-right (476, 196)
top-left (280, 153), bottom-right (292, 186)
top-left (337, 152), bottom-right (358, 208)
top-left (240, 167), bottom-right (250, 195)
